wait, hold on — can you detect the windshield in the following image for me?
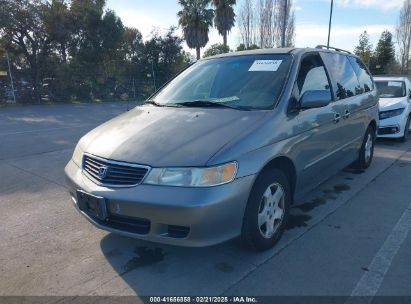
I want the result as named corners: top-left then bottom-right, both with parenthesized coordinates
top-left (375, 81), bottom-right (406, 98)
top-left (150, 54), bottom-right (292, 110)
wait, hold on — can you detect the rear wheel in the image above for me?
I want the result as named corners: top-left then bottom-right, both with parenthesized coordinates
top-left (352, 126), bottom-right (375, 170)
top-left (400, 115), bottom-right (411, 142)
top-left (241, 169), bottom-right (290, 251)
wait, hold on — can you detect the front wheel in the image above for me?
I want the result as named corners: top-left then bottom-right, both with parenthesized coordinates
top-left (241, 169), bottom-right (290, 251)
top-left (351, 126), bottom-right (375, 170)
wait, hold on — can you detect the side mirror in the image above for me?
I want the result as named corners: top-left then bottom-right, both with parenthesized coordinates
top-left (299, 90), bottom-right (332, 109)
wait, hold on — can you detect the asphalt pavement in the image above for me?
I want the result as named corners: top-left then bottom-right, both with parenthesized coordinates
top-left (0, 102), bottom-right (410, 299)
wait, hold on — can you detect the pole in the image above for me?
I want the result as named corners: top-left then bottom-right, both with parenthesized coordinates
top-left (151, 60), bottom-right (156, 92)
top-left (281, 0), bottom-right (288, 48)
top-left (5, 50), bottom-right (16, 103)
top-left (327, 0), bottom-right (334, 49)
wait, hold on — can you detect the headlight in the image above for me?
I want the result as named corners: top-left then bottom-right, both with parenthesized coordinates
top-left (379, 108), bottom-right (405, 120)
top-left (72, 144), bottom-right (84, 167)
top-left (143, 162), bottom-right (238, 187)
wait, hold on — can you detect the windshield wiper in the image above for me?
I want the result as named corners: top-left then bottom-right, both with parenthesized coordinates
top-left (176, 100), bottom-right (249, 111)
top-left (145, 100), bottom-right (181, 107)
top-left (145, 100), bottom-right (164, 106)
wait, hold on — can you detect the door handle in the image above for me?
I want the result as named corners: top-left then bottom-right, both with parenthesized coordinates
top-left (343, 109), bottom-right (351, 119)
top-left (333, 113), bottom-right (341, 123)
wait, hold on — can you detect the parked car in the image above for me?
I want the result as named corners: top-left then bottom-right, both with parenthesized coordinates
top-left (65, 46), bottom-right (379, 251)
top-left (374, 76), bottom-right (411, 141)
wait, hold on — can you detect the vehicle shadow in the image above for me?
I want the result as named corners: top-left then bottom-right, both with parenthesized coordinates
top-left (376, 138), bottom-right (400, 145)
top-left (98, 173), bottom-right (350, 297)
top-left (99, 232), bottom-right (259, 296)
top-left (99, 139), bottom-right (411, 297)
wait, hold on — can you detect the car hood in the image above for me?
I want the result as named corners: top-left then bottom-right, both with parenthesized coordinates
top-left (80, 105), bottom-right (268, 167)
top-left (379, 97), bottom-right (408, 111)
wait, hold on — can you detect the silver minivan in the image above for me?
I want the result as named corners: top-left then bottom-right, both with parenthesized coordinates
top-left (65, 46), bottom-right (379, 251)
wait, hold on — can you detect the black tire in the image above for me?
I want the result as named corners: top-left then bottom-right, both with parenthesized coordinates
top-left (400, 116), bottom-right (411, 142)
top-left (241, 169), bottom-right (291, 251)
top-left (352, 125), bottom-right (375, 170)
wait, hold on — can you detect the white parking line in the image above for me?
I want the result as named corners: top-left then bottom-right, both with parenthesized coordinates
top-left (346, 201), bottom-right (411, 303)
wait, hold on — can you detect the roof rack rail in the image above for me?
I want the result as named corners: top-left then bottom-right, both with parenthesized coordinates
top-left (315, 45), bottom-right (352, 54)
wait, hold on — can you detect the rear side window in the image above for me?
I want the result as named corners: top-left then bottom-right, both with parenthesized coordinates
top-left (322, 53), bottom-right (361, 100)
top-left (348, 56), bottom-right (374, 93)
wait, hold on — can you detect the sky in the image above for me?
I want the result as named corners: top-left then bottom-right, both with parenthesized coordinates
top-left (106, 0), bottom-right (403, 57)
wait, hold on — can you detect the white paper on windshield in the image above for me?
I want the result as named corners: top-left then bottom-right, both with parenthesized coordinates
top-left (388, 81), bottom-right (402, 87)
top-left (248, 60), bottom-right (282, 72)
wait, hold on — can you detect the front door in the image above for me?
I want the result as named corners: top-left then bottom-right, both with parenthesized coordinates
top-left (292, 53), bottom-right (352, 195)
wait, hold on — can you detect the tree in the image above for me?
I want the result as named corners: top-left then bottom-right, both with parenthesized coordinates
top-left (120, 27), bottom-right (144, 61)
top-left (212, 0), bottom-right (236, 46)
top-left (354, 31), bottom-right (373, 66)
top-left (257, 0), bottom-right (275, 48)
top-left (178, 0), bottom-right (214, 60)
top-left (246, 0), bottom-right (295, 48)
top-left (284, 4), bottom-right (295, 47)
top-left (236, 43), bottom-right (259, 51)
top-left (396, 0), bottom-right (411, 74)
top-left (273, 0), bottom-right (295, 47)
top-left (373, 30), bottom-right (396, 74)
top-left (116, 27), bottom-right (144, 98)
top-left (0, 0), bottom-right (195, 103)
top-left (69, 0), bottom-right (125, 99)
top-left (0, 0), bottom-right (55, 102)
top-left (158, 27), bottom-right (188, 81)
top-left (143, 27), bottom-right (192, 89)
top-left (46, 0), bottom-right (74, 64)
top-left (203, 43), bottom-right (230, 57)
top-left (238, 0), bottom-right (256, 48)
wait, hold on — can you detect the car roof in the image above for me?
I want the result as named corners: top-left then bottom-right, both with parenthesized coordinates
top-left (374, 76), bottom-right (408, 82)
top-left (202, 47), bottom-right (357, 60)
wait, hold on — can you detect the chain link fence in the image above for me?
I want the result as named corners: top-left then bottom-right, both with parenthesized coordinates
top-left (0, 77), bottom-right (158, 105)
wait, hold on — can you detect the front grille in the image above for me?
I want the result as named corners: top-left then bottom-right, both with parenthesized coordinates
top-left (83, 154), bottom-right (150, 187)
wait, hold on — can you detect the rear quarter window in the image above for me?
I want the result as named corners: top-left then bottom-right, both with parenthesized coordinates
top-left (321, 53), bottom-right (361, 100)
top-left (348, 56), bottom-right (374, 93)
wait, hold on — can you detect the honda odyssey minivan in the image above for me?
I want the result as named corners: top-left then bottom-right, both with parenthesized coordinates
top-left (65, 46), bottom-right (379, 251)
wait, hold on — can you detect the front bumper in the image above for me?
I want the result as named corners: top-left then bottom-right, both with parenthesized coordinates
top-left (377, 114), bottom-right (407, 138)
top-left (64, 160), bottom-right (255, 247)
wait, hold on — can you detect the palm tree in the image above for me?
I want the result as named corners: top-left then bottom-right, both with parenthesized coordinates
top-left (212, 0), bottom-right (236, 46)
top-left (178, 0), bottom-right (214, 60)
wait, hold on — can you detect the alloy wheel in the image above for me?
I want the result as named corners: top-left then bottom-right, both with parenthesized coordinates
top-left (257, 183), bottom-right (285, 239)
top-left (364, 133), bottom-right (373, 163)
